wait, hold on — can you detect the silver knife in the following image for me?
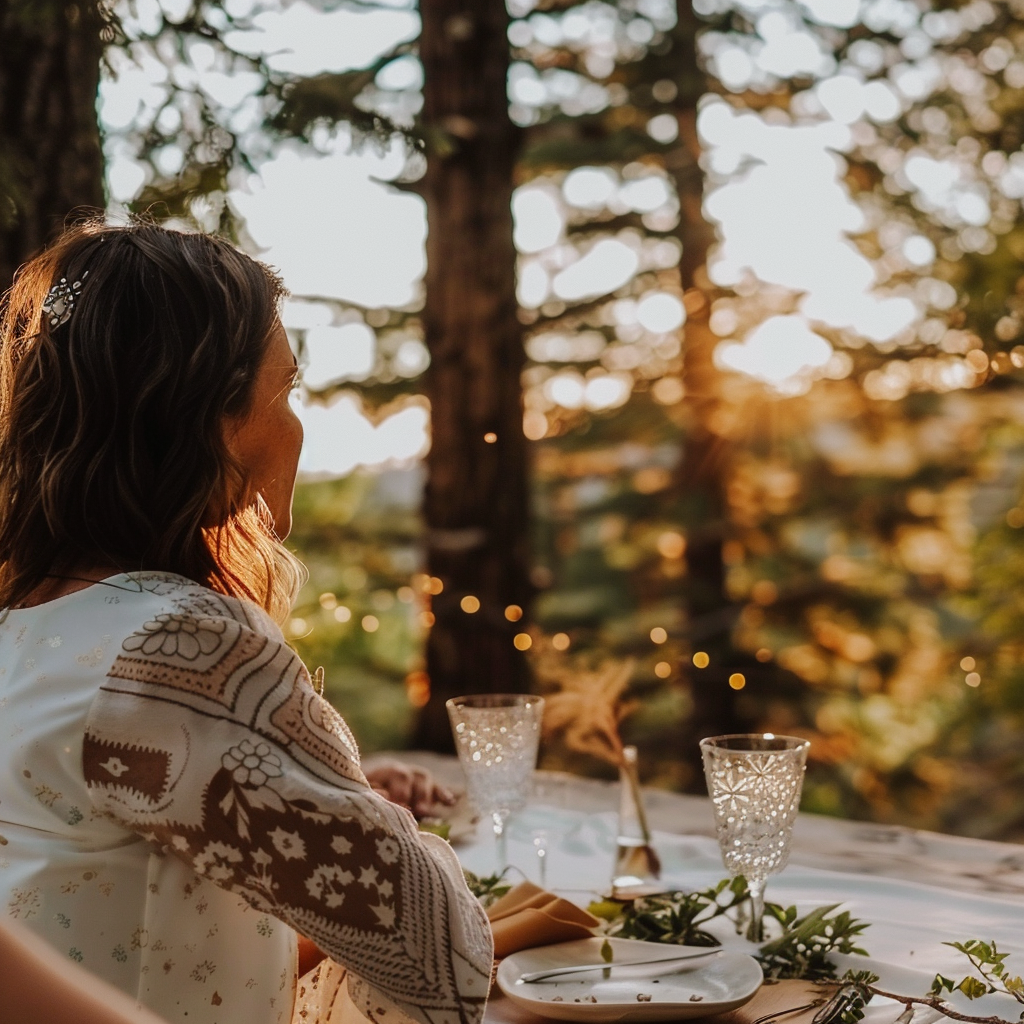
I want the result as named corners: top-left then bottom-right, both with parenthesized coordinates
top-left (516, 948), bottom-right (722, 984)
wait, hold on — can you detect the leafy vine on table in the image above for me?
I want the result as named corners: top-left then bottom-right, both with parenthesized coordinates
top-left (587, 878), bottom-right (869, 982)
top-left (465, 871), bottom-right (1024, 1023)
top-left (463, 869), bottom-right (513, 907)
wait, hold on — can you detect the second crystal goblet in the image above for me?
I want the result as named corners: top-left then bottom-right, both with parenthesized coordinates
top-left (700, 733), bottom-right (809, 942)
top-left (447, 694), bottom-right (545, 872)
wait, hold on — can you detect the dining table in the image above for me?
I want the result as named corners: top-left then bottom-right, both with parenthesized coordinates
top-left (370, 752), bottom-right (1024, 1024)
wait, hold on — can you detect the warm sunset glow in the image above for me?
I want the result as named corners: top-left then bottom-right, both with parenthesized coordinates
top-left (100, 0), bottom-right (1001, 483)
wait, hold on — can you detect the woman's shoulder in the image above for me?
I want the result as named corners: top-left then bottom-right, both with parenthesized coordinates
top-left (3, 572), bottom-right (288, 655)
top-left (106, 572), bottom-right (285, 644)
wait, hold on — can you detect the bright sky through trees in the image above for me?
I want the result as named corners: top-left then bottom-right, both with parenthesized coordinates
top-left (80, 0), bottom-right (1024, 820)
top-left (101, 0), bottom-right (969, 475)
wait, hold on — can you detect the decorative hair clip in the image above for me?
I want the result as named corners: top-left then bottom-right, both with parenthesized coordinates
top-left (42, 271), bottom-right (88, 329)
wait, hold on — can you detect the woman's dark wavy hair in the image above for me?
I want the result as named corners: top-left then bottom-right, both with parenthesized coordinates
top-left (0, 219), bottom-right (303, 621)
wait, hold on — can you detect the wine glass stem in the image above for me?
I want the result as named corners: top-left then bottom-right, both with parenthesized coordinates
top-left (493, 811), bottom-right (508, 872)
top-left (747, 880), bottom-right (765, 943)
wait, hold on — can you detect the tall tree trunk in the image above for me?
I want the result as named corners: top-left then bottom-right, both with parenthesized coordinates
top-left (668, 3), bottom-right (750, 767)
top-left (0, 1), bottom-right (106, 292)
top-left (413, 0), bottom-right (531, 750)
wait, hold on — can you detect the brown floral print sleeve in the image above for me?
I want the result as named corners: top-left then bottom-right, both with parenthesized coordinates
top-left (82, 587), bottom-right (493, 1024)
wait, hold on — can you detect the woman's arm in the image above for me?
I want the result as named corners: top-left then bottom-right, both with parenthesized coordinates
top-left (83, 592), bottom-right (492, 1024)
top-left (0, 919), bottom-right (171, 1024)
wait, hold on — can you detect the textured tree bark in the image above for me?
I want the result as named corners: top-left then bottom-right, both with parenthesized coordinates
top-left (668, 3), bottom-right (750, 760)
top-left (0, 2), bottom-right (106, 293)
top-left (673, 311), bottom-right (752, 749)
top-left (412, 0), bottom-right (532, 750)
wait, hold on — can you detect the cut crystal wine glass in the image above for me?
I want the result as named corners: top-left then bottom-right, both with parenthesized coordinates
top-left (447, 694), bottom-right (545, 872)
top-left (700, 733), bottom-right (809, 941)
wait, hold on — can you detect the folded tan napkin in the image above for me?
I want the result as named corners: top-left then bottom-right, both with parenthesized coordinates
top-left (487, 881), bottom-right (601, 959)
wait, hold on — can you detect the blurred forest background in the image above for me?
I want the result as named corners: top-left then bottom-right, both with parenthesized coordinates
top-left (4, 0), bottom-right (1024, 839)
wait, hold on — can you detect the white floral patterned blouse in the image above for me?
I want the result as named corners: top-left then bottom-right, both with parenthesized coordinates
top-left (0, 572), bottom-right (492, 1024)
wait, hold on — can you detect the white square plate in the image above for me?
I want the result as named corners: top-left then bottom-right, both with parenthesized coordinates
top-left (495, 937), bottom-right (763, 1022)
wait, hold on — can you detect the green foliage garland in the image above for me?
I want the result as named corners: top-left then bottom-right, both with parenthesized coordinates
top-left (463, 869), bottom-right (513, 909)
top-left (587, 878), bottom-right (870, 982)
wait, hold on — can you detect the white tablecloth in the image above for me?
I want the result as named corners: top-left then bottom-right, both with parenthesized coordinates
top-left (377, 754), bottom-right (1024, 1021)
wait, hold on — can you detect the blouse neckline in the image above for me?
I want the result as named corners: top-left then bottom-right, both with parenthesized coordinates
top-left (3, 573), bottom-right (143, 615)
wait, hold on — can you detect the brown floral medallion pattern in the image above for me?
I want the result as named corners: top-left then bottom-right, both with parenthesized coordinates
top-left (83, 581), bottom-right (493, 1024)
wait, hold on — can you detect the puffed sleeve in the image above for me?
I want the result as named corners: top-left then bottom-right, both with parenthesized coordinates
top-left (82, 589), bottom-right (493, 1024)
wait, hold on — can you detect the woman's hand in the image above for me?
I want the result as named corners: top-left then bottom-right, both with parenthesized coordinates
top-left (364, 759), bottom-right (456, 819)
